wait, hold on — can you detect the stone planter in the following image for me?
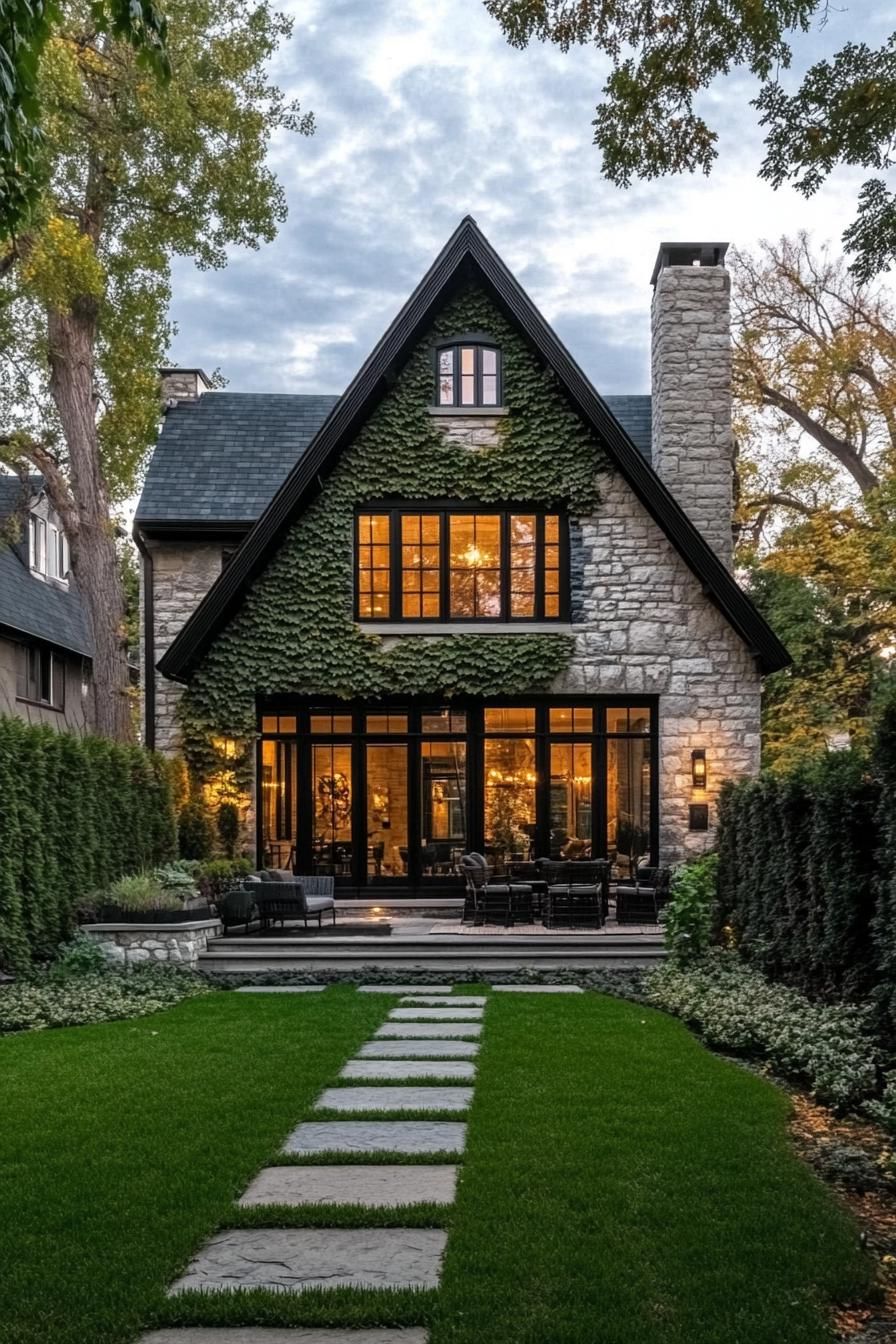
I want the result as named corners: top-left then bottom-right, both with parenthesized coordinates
top-left (97, 904), bottom-right (213, 924)
top-left (81, 918), bottom-right (222, 968)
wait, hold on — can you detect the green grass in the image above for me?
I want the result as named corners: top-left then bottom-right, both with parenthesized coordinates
top-left (0, 986), bottom-right (876, 1344)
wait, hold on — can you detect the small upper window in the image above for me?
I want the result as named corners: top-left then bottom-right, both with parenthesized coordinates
top-left (28, 511), bottom-right (69, 583)
top-left (437, 342), bottom-right (501, 408)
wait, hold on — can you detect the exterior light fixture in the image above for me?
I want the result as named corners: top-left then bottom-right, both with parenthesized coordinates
top-left (691, 749), bottom-right (707, 790)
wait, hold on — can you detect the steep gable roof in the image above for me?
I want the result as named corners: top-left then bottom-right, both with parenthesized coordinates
top-left (0, 476), bottom-right (93, 659)
top-left (157, 217), bottom-right (790, 680)
top-left (136, 393), bottom-right (339, 527)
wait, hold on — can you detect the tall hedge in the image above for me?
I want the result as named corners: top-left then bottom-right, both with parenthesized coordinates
top-left (715, 704), bottom-right (895, 1029)
top-left (0, 718), bottom-right (177, 971)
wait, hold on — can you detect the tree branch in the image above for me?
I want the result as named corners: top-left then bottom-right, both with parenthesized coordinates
top-left (757, 382), bottom-right (881, 495)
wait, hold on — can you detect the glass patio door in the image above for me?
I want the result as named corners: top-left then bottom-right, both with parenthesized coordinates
top-left (311, 742), bottom-right (353, 877)
top-left (366, 743), bottom-right (409, 880)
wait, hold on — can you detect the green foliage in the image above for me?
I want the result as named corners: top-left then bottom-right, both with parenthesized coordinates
top-left (665, 853), bottom-right (718, 965)
top-left (195, 857), bottom-right (252, 904)
top-left (216, 802), bottom-right (240, 858)
top-left (647, 952), bottom-right (880, 1111)
top-left (154, 862), bottom-right (199, 899)
top-left (715, 708), bottom-right (896, 1025)
top-left (0, 716), bottom-right (176, 971)
top-left (486, 2), bottom-right (896, 277)
top-left (0, 962), bottom-right (206, 1033)
top-left (177, 796), bottom-right (215, 861)
top-left (178, 284), bottom-right (598, 784)
top-left (45, 930), bottom-right (109, 981)
top-left (106, 872), bottom-right (180, 912)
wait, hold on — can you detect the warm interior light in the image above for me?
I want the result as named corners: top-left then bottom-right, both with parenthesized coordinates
top-left (691, 749), bottom-right (707, 789)
top-left (461, 544), bottom-right (486, 567)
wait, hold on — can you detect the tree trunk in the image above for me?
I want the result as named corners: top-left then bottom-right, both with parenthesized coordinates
top-left (47, 299), bottom-right (133, 742)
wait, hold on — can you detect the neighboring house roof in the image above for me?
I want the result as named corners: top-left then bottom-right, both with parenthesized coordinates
top-left (603, 396), bottom-right (651, 461)
top-left (136, 394), bottom-right (340, 526)
top-left (0, 476), bottom-right (93, 659)
top-left (156, 216), bottom-right (790, 681)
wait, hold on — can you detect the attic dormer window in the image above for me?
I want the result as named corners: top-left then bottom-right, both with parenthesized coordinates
top-left (29, 512), bottom-right (69, 583)
top-left (437, 341), bottom-right (501, 408)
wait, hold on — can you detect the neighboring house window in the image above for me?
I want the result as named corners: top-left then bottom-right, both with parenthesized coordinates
top-left (355, 507), bottom-right (566, 621)
top-left (436, 342), bottom-right (501, 407)
top-left (28, 511), bottom-right (69, 583)
top-left (15, 644), bottom-right (65, 710)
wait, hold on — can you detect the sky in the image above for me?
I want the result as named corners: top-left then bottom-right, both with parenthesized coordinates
top-left (166, 0), bottom-right (895, 399)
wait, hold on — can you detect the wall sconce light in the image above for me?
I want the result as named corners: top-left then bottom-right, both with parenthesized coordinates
top-left (691, 749), bottom-right (707, 790)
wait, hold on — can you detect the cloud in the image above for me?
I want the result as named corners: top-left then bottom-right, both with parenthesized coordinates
top-left (166, 0), bottom-right (895, 396)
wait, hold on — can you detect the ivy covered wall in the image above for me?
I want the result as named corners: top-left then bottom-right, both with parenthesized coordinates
top-left (177, 282), bottom-right (609, 783)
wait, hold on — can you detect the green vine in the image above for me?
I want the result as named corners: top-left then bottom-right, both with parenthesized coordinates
top-left (178, 282), bottom-right (609, 784)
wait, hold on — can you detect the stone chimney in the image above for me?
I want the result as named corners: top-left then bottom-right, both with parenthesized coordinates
top-left (159, 367), bottom-right (213, 409)
top-left (650, 243), bottom-right (733, 569)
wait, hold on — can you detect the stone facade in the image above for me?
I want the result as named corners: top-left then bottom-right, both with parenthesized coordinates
top-left (0, 633), bottom-right (92, 734)
top-left (144, 540), bottom-right (224, 752)
top-left (651, 265), bottom-right (734, 569)
top-left (426, 408), bottom-right (507, 450)
top-left (82, 918), bottom-right (222, 968)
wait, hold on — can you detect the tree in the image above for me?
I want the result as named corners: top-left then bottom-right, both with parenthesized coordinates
top-left (0, 0), bottom-right (312, 738)
top-left (729, 236), bottom-right (896, 767)
top-left (1, 0), bottom-right (170, 238)
top-left (484, 2), bottom-right (896, 278)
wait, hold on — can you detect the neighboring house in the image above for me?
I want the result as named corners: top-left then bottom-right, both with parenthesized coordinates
top-left (0, 475), bottom-right (93, 733)
top-left (135, 218), bottom-right (789, 894)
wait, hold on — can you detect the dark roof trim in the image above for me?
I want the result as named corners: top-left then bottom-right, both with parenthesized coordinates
top-left (158, 216), bottom-right (790, 681)
top-left (135, 519), bottom-right (252, 541)
top-left (0, 621), bottom-right (92, 663)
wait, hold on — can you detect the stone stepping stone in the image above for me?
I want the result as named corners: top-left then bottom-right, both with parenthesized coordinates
top-left (389, 1007), bottom-right (483, 1020)
top-left (341, 1059), bottom-right (476, 1080)
top-left (282, 1120), bottom-right (466, 1155)
top-left (399, 995), bottom-right (486, 1006)
top-left (376, 1022), bottom-right (482, 1038)
top-left (238, 1164), bottom-right (457, 1208)
top-left (358, 984), bottom-right (449, 994)
top-left (493, 984), bottom-right (584, 993)
top-left (168, 1227), bottom-right (447, 1294)
top-left (235, 986), bottom-right (326, 993)
top-left (316, 1086), bottom-right (472, 1113)
top-left (359, 1039), bottom-right (479, 1059)
top-left (140, 1332), bottom-right (429, 1343)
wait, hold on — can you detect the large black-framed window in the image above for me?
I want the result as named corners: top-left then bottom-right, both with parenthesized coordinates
top-left (355, 506), bottom-right (569, 622)
top-left (435, 340), bottom-right (501, 407)
top-left (257, 697), bottom-right (658, 888)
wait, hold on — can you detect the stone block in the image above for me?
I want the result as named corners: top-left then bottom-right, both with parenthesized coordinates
top-left (376, 1022), bottom-right (482, 1038)
top-left (140, 1330), bottom-right (428, 1343)
top-left (358, 1040), bottom-right (479, 1058)
top-left (238, 1164), bottom-right (457, 1208)
top-left (388, 1008), bottom-right (483, 1020)
top-left (282, 1120), bottom-right (466, 1155)
top-left (340, 1060), bottom-right (476, 1080)
top-left (315, 1086), bottom-right (472, 1112)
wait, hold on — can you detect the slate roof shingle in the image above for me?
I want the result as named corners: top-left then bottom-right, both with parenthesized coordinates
top-left (135, 393), bottom-right (340, 524)
top-left (0, 476), bottom-right (93, 658)
top-left (136, 390), bottom-right (651, 526)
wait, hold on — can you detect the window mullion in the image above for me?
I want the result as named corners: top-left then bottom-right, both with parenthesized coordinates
top-left (535, 513), bottom-right (545, 620)
top-left (390, 511), bottom-right (401, 621)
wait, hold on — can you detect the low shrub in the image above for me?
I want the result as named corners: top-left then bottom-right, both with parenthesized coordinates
top-left (0, 963), bottom-right (207, 1033)
top-left (866, 1071), bottom-right (896, 1136)
top-left (154, 863), bottom-right (200, 901)
top-left (216, 801), bottom-right (240, 858)
top-left (45, 932), bottom-right (109, 982)
top-left (647, 953), bottom-right (880, 1111)
top-left (664, 853), bottom-right (718, 964)
top-left (177, 797), bottom-right (216, 860)
top-left (106, 873), bottom-right (181, 913)
top-left (196, 857), bottom-right (253, 904)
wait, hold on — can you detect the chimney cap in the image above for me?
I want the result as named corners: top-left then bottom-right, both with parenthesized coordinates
top-left (651, 242), bottom-right (729, 287)
top-left (159, 367), bottom-right (214, 387)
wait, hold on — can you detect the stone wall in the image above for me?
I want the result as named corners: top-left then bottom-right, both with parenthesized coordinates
top-left (427, 408), bottom-right (507, 450)
top-left (560, 470), bottom-right (760, 862)
top-left (145, 541), bottom-right (224, 752)
top-left (651, 265), bottom-right (734, 569)
top-left (0, 635), bottom-right (92, 734)
top-left (82, 918), bottom-right (222, 968)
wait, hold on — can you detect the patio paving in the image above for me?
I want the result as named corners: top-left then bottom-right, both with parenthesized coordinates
top-left (359, 1039), bottom-right (479, 1058)
top-left (168, 1228), bottom-right (448, 1293)
top-left (376, 1021), bottom-right (482, 1038)
top-left (316, 1086), bottom-right (473, 1113)
top-left (341, 1059), bottom-right (476, 1080)
top-left (238, 1164), bottom-right (458, 1208)
top-left (282, 1120), bottom-right (467, 1155)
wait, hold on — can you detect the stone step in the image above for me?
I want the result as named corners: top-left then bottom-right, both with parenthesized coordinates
top-left (238, 1164), bottom-right (457, 1208)
top-left (282, 1120), bottom-right (466, 1155)
top-left (140, 1332), bottom-right (429, 1343)
top-left (358, 984), bottom-right (454, 994)
top-left (168, 1227), bottom-right (447, 1294)
top-left (235, 985), bottom-right (327, 993)
top-left (199, 943), bottom-right (664, 973)
top-left (316, 1086), bottom-right (472, 1113)
top-left (399, 995), bottom-right (486, 1006)
top-left (493, 984), bottom-right (585, 993)
top-left (341, 1059), bottom-right (476, 1080)
top-left (376, 1022), bottom-right (482, 1038)
top-left (388, 1007), bottom-right (483, 1020)
top-left (359, 1039), bottom-right (479, 1059)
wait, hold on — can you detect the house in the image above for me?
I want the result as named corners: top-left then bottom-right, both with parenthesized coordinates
top-left (0, 474), bottom-right (94, 732)
top-left (135, 218), bottom-right (789, 895)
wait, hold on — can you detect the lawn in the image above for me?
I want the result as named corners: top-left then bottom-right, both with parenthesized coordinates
top-left (0, 986), bottom-right (874, 1344)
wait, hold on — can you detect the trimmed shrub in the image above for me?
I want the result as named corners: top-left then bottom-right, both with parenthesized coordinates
top-left (0, 718), bottom-right (177, 972)
top-left (177, 796), bottom-right (215, 861)
top-left (216, 801), bottom-right (240, 858)
top-left (196, 857), bottom-right (252, 905)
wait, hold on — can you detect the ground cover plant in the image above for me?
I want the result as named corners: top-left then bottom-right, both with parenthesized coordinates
top-left (0, 988), bottom-right (876, 1344)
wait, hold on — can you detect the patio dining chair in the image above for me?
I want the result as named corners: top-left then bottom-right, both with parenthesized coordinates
top-left (538, 859), bottom-right (607, 929)
top-left (460, 853), bottom-right (532, 927)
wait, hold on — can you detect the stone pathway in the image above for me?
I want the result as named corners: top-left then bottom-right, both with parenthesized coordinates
top-left (143, 985), bottom-right (489, 1344)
